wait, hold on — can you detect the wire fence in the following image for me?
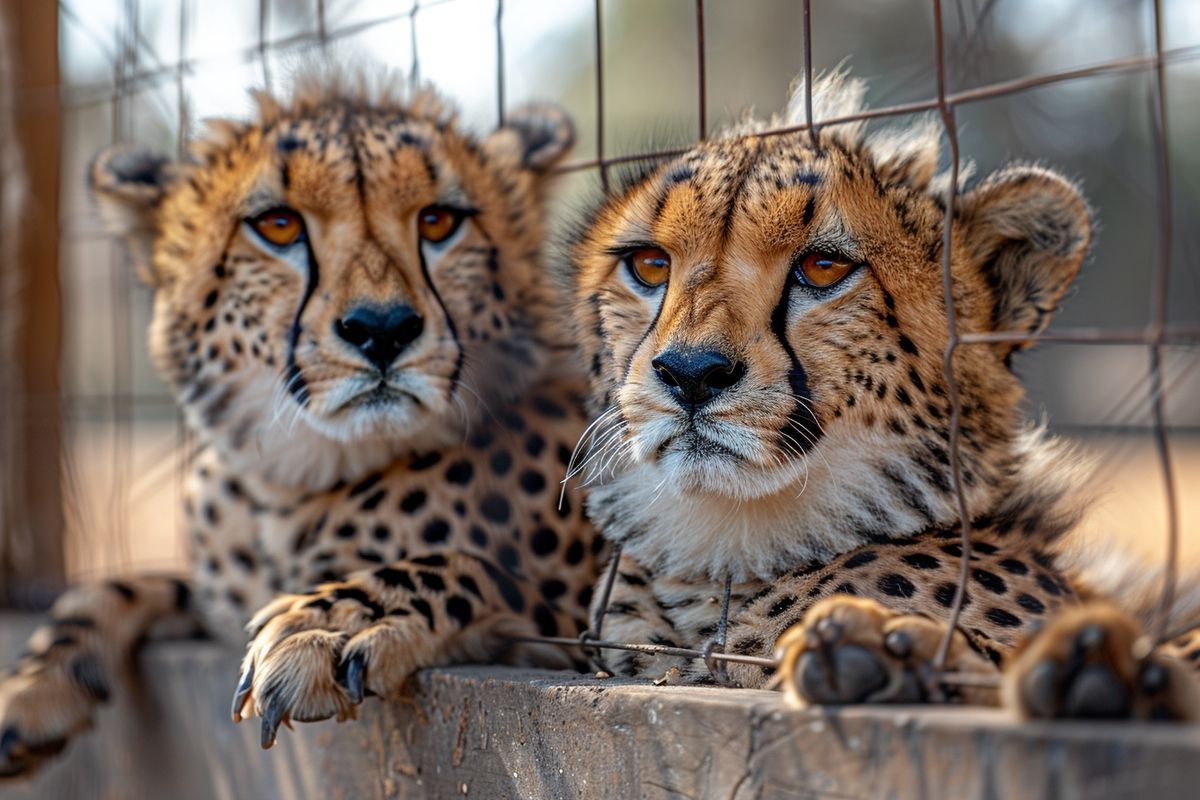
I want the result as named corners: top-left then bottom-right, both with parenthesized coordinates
top-left (18, 0), bottom-right (1199, 690)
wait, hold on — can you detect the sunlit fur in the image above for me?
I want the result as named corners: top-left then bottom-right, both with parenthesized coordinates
top-left (570, 72), bottom-right (1094, 582)
top-left (93, 71), bottom-right (569, 489)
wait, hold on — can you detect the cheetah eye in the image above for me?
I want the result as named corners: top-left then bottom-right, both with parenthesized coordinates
top-left (795, 252), bottom-right (857, 289)
top-left (248, 206), bottom-right (306, 248)
top-left (417, 205), bottom-right (468, 244)
top-left (623, 246), bottom-right (671, 289)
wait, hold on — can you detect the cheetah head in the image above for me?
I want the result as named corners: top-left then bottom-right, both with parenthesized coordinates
top-left (91, 74), bottom-right (573, 488)
top-left (571, 72), bottom-right (1091, 580)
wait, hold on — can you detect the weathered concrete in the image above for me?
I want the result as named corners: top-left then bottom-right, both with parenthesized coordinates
top-left (3, 613), bottom-right (1199, 799)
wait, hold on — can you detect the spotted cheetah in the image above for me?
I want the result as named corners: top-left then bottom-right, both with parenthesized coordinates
top-left (569, 71), bottom-right (1200, 720)
top-left (0, 74), bottom-right (600, 777)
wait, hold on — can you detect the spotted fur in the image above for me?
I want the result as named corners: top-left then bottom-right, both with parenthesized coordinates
top-left (570, 71), bottom-right (1200, 720)
top-left (0, 73), bottom-right (600, 775)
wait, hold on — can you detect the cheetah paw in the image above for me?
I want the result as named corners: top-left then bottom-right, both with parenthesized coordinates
top-left (1002, 602), bottom-right (1200, 721)
top-left (231, 582), bottom-right (439, 748)
top-left (775, 595), bottom-right (994, 707)
top-left (0, 645), bottom-right (110, 778)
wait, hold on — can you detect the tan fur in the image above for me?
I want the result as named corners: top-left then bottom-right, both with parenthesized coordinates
top-left (571, 73), bottom-right (1200, 720)
top-left (0, 75), bottom-right (600, 776)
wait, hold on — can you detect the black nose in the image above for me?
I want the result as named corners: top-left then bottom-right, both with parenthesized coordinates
top-left (652, 348), bottom-right (746, 409)
top-left (334, 304), bottom-right (424, 370)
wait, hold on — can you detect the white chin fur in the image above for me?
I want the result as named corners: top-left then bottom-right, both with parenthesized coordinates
top-left (589, 425), bottom-right (961, 582)
top-left (187, 372), bottom-right (463, 491)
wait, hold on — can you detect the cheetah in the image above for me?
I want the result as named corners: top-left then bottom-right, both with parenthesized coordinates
top-left (568, 71), bottom-right (1200, 720)
top-left (0, 73), bottom-right (600, 777)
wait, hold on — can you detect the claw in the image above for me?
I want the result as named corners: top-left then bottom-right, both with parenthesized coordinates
top-left (885, 629), bottom-right (913, 660)
top-left (337, 652), bottom-right (366, 705)
top-left (231, 665), bottom-right (254, 723)
top-left (0, 727), bottom-right (17, 763)
top-left (260, 696), bottom-right (288, 750)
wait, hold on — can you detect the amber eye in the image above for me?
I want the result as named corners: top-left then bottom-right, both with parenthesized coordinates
top-left (249, 207), bottom-right (306, 248)
top-left (624, 246), bottom-right (671, 289)
top-left (417, 206), bottom-right (465, 244)
top-left (796, 252), bottom-right (856, 289)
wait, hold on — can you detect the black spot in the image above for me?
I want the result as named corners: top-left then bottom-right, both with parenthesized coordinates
top-left (481, 494), bottom-right (511, 524)
top-left (531, 527), bottom-right (559, 556)
top-left (534, 604), bottom-right (558, 636)
top-left (445, 460), bottom-right (474, 485)
top-left (418, 571), bottom-right (445, 591)
top-left (204, 289), bottom-right (219, 308)
top-left (400, 490), bottom-right (427, 513)
top-left (1036, 573), bottom-right (1063, 596)
top-left (972, 569), bottom-right (1007, 595)
top-left (934, 582), bottom-right (968, 608)
top-left (459, 575), bottom-right (482, 597)
top-left (999, 559), bottom-right (1028, 575)
top-left (231, 548), bottom-right (256, 570)
top-left (481, 559), bottom-right (525, 613)
top-left (878, 574), bottom-right (917, 598)
top-left (619, 571), bottom-right (646, 586)
top-left (564, 539), bottom-right (585, 565)
top-left (411, 554), bottom-right (447, 567)
top-left (498, 544), bottom-right (521, 574)
top-left (843, 551), bottom-right (877, 569)
top-left (973, 542), bottom-right (998, 555)
top-left (524, 433), bottom-right (546, 458)
top-left (336, 523), bottom-right (357, 539)
top-left (305, 597), bottom-right (333, 611)
top-left (411, 598), bottom-right (435, 630)
top-left (332, 587), bottom-right (384, 619)
top-left (984, 608), bottom-right (1021, 628)
top-left (902, 552), bottom-right (941, 570)
top-left (422, 518), bottom-right (451, 544)
top-left (376, 567), bottom-right (416, 591)
top-left (446, 595), bottom-right (473, 626)
top-left (348, 473), bottom-right (383, 497)
top-left (490, 450), bottom-right (513, 475)
top-left (898, 334), bottom-right (919, 355)
top-left (532, 396), bottom-right (567, 418)
top-left (359, 489), bottom-right (387, 511)
top-left (1016, 594), bottom-right (1045, 614)
top-left (767, 595), bottom-right (797, 618)
top-left (519, 470), bottom-right (546, 494)
top-left (540, 579), bottom-right (567, 601)
top-left (832, 583), bottom-right (858, 596)
top-left (372, 525), bottom-right (390, 541)
top-left (356, 548), bottom-right (384, 563)
top-left (109, 581), bottom-right (137, 601)
top-left (203, 503), bottom-right (220, 526)
top-left (410, 452), bottom-right (441, 470)
top-left (469, 526), bottom-right (488, 547)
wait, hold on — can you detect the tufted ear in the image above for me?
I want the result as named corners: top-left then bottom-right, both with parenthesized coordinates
top-left (89, 145), bottom-right (175, 286)
top-left (956, 164), bottom-right (1092, 349)
top-left (867, 118), bottom-right (940, 191)
top-left (484, 103), bottom-right (574, 172)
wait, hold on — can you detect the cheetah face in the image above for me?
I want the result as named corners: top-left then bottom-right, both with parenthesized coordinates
top-left (573, 73), bottom-right (1091, 515)
top-left (91, 78), bottom-right (572, 486)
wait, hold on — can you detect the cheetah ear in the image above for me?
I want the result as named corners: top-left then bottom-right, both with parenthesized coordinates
top-left (956, 164), bottom-right (1092, 349)
top-left (484, 103), bottom-right (574, 172)
top-left (90, 145), bottom-right (175, 286)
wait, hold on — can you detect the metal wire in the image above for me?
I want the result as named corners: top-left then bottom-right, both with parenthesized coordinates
top-left (35, 0), bottom-right (1189, 696)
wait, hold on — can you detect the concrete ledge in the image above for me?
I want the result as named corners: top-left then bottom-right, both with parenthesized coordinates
top-left (4, 614), bottom-right (1200, 799)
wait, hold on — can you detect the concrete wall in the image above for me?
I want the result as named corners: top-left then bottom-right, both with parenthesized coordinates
top-left (3, 614), bottom-right (1199, 799)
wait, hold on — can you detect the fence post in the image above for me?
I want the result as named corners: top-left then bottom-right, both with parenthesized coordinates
top-left (0, 0), bottom-right (64, 608)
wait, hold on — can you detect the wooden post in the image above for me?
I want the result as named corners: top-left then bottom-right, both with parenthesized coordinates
top-left (0, 0), bottom-right (64, 608)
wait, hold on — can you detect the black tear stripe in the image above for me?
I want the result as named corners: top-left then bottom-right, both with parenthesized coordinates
top-left (769, 275), bottom-right (822, 452)
top-left (284, 237), bottom-right (321, 405)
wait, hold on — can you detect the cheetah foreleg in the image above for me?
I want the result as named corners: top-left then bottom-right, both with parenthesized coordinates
top-left (0, 575), bottom-right (196, 778)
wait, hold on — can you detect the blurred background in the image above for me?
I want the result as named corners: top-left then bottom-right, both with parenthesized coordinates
top-left (1, 0), bottom-right (1197, 606)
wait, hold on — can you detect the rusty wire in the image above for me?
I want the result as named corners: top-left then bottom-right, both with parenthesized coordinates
top-left (41, 0), bottom-right (1188, 691)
